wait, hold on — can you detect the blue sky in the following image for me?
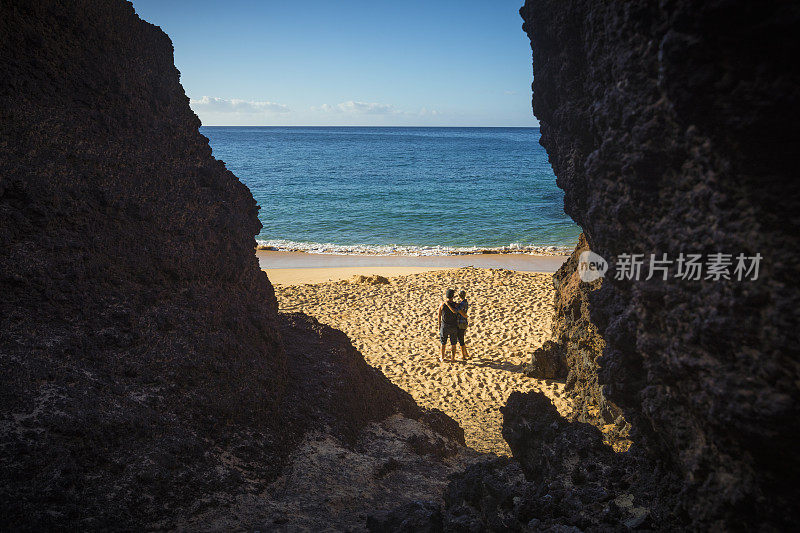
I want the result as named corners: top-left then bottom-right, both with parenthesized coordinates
top-left (130, 0), bottom-right (538, 127)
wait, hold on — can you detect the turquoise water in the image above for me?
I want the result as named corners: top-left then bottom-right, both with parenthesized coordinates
top-left (201, 126), bottom-right (580, 254)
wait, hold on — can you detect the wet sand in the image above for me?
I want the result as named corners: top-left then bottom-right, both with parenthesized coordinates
top-left (260, 250), bottom-right (568, 286)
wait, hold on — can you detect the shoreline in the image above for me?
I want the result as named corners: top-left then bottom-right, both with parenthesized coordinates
top-left (259, 250), bottom-right (569, 285)
top-left (255, 242), bottom-right (572, 257)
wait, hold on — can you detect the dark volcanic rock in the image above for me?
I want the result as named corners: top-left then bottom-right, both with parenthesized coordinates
top-left (523, 339), bottom-right (566, 379)
top-left (548, 235), bottom-right (629, 448)
top-left (1, 1), bottom-right (283, 527)
top-left (519, 0), bottom-right (800, 528)
top-left (367, 500), bottom-right (443, 533)
top-left (551, 236), bottom-right (603, 403)
top-left (429, 393), bottom-right (670, 531)
top-left (0, 1), bottom-right (462, 530)
top-left (441, 457), bottom-right (530, 532)
top-left (499, 391), bottom-right (663, 531)
top-left (502, 391), bottom-right (615, 482)
top-left (422, 2), bottom-right (800, 530)
top-left (524, 235), bottom-right (629, 448)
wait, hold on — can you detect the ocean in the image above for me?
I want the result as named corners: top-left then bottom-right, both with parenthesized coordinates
top-left (201, 126), bottom-right (580, 255)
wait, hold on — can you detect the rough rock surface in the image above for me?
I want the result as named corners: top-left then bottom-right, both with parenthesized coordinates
top-left (519, 0), bottom-right (800, 528)
top-left (523, 340), bottom-right (566, 379)
top-left (0, 1), bottom-right (462, 529)
top-left (551, 236), bottom-right (603, 406)
top-left (392, 1), bottom-right (800, 530)
top-left (397, 392), bottom-right (672, 531)
top-left (545, 235), bottom-right (629, 448)
top-left (176, 414), bottom-right (474, 532)
top-left (367, 499), bottom-right (444, 533)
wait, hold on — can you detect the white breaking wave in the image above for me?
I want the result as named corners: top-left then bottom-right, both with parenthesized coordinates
top-left (255, 239), bottom-right (570, 256)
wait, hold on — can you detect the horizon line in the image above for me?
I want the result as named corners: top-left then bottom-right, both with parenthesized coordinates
top-left (198, 125), bottom-right (541, 128)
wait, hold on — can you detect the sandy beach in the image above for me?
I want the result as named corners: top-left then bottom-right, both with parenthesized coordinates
top-left (272, 262), bottom-right (572, 456)
top-left (261, 250), bottom-right (569, 285)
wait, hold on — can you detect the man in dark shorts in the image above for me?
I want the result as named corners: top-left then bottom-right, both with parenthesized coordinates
top-left (437, 289), bottom-right (459, 362)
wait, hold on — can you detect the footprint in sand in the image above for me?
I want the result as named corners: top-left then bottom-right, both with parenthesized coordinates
top-left (275, 269), bottom-right (562, 456)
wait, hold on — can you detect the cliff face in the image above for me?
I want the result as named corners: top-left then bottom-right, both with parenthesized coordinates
top-left (425, 3), bottom-right (799, 529)
top-left (0, 1), bottom-right (459, 529)
top-left (0, 2), bottom-right (282, 524)
top-left (519, 0), bottom-right (800, 527)
top-left (542, 234), bottom-right (630, 449)
top-left (551, 236), bottom-right (604, 415)
top-left (1, 0), bottom-right (285, 405)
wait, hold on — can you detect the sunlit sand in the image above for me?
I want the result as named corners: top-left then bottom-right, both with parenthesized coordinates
top-left (273, 266), bottom-right (573, 455)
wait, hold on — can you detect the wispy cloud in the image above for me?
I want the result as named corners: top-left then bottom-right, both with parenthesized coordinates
top-left (338, 100), bottom-right (396, 114)
top-left (313, 100), bottom-right (396, 115)
top-left (313, 101), bottom-right (440, 117)
top-left (190, 96), bottom-right (290, 114)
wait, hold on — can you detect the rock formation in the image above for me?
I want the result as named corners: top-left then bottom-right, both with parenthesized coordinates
top-left (4, 0), bottom-right (799, 529)
top-left (391, 1), bottom-right (799, 529)
top-left (520, 0), bottom-right (799, 527)
top-left (524, 339), bottom-right (566, 380)
top-left (526, 235), bottom-right (630, 448)
top-left (0, 1), bottom-right (462, 529)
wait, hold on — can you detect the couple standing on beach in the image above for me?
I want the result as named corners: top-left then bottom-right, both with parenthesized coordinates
top-left (437, 289), bottom-right (469, 362)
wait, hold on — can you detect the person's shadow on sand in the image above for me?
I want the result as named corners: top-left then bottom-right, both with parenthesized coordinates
top-left (468, 358), bottom-right (525, 373)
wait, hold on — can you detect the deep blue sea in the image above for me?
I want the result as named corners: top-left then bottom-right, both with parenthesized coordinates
top-left (201, 127), bottom-right (580, 254)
